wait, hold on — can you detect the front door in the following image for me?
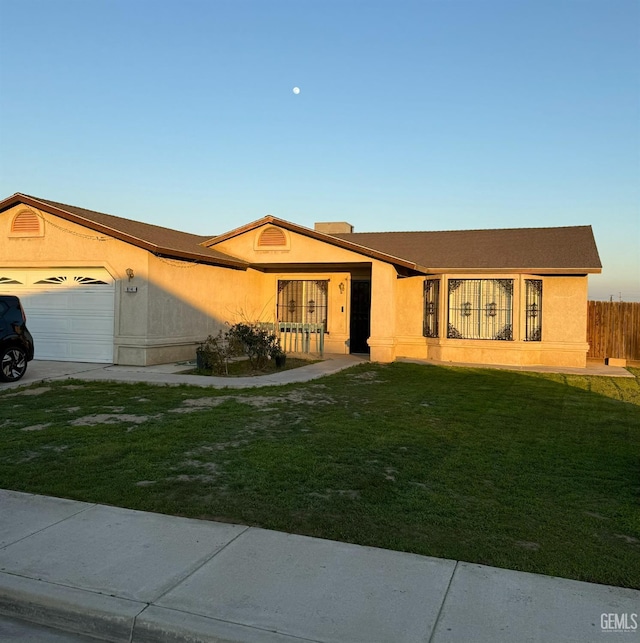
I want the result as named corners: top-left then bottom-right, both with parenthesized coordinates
top-left (350, 280), bottom-right (371, 354)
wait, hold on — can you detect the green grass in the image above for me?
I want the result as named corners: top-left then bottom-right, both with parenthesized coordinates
top-left (1, 363), bottom-right (639, 588)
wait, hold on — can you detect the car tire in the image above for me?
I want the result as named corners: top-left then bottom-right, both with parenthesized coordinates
top-left (0, 346), bottom-right (28, 382)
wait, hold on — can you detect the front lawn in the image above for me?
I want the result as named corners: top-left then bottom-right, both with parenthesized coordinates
top-left (1, 363), bottom-right (638, 588)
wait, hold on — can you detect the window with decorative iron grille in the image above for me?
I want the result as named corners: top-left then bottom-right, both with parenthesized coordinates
top-left (277, 280), bottom-right (328, 329)
top-left (447, 279), bottom-right (513, 340)
top-left (423, 278), bottom-right (440, 337)
top-left (525, 279), bottom-right (542, 341)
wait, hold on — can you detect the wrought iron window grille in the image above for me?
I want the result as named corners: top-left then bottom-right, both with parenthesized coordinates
top-left (525, 279), bottom-right (543, 341)
top-left (278, 280), bottom-right (328, 331)
top-left (423, 278), bottom-right (440, 338)
top-left (447, 279), bottom-right (514, 341)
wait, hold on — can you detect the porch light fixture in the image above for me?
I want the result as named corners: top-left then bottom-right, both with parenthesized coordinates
top-left (339, 282), bottom-right (345, 294)
top-left (126, 268), bottom-right (134, 281)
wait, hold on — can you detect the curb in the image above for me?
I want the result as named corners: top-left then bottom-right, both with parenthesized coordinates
top-left (0, 573), bottom-right (313, 643)
top-left (0, 573), bottom-right (143, 642)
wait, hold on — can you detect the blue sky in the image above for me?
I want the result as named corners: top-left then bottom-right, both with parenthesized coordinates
top-left (1, 0), bottom-right (638, 300)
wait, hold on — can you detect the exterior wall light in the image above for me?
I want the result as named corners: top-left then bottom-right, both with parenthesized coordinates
top-left (126, 268), bottom-right (134, 281)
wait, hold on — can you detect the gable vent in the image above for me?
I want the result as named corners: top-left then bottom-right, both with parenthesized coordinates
top-left (258, 226), bottom-right (287, 247)
top-left (11, 211), bottom-right (41, 234)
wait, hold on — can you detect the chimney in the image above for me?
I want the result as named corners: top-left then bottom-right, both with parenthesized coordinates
top-left (314, 222), bottom-right (354, 234)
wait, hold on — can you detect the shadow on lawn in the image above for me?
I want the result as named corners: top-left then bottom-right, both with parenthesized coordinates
top-left (0, 362), bottom-right (639, 588)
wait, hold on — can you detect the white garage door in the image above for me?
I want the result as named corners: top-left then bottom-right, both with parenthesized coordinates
top-left (0, 269), bottom-right (115, 363)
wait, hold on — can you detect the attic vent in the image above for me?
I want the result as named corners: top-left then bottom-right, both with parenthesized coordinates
top-left (11, 211), bottom-right (42, 236)
top-left (258, 226), bottom-right (287, 247)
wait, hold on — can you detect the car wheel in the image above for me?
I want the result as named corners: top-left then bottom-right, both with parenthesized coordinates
top-left (0, 346), bottom-right (28, 382)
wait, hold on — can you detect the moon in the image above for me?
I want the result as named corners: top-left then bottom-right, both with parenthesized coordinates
top-left (292, 87), bottom-right (300, 95)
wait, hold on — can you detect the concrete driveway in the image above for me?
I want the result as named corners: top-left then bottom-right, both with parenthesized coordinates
top-left (0, 360), bottom-right (109, 391)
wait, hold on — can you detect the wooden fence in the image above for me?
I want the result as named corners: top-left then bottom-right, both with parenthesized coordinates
top-left (587, 301), bottom-right (640, 361)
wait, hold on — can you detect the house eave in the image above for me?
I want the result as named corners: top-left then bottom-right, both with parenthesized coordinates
top-left (204, 215), bottom-right (421, 273)
top-left (0, 193), bottom-right (248, 270)
top-left (421, 267), bottom-right (602, 275)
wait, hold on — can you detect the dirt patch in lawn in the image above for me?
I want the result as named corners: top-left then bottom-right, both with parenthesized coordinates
top-left (171, 391), bottom-right (336, 414)
top-left (21, 423), bottom-right (52, 432)
top-left (70, 413), bottom-right (161, 426)
top-left (5, 386), bottom-right (52, 397)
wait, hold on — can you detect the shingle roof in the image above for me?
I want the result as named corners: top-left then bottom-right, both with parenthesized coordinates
top-left (332, 226), bottom-right (602, 272)
top-left (0, 194), bottom-right (247, 268)
top-left (1, 193), bottom-right (602, 274)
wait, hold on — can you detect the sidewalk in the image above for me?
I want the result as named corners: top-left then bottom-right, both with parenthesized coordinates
top-left (2, 353), bottom-right (632, 393)
top-left (0, 355), bottom-right (366, 391)
top-left (0, 490), bottom-right (638, 643)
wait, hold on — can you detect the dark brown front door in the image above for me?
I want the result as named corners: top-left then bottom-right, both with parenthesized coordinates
top-left (350, 280), bottom-right (371, 354)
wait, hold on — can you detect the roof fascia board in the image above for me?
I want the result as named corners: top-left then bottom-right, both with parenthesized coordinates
top-left (1, 194), bottom-right (247, 270)
top-left (425, 268), bottom-right (601, 275)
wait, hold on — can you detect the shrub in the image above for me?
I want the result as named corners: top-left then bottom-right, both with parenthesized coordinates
top-left (196, 330), bottom-right (242, 375)
top-left (227, 323), bottom-right (282, 370)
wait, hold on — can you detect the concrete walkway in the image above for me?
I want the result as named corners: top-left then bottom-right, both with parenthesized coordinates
top-left (0, 355), bottom-right (367, 391)
top-left (0, 490), bottom-right (638, 643)
top-left (1, 354), bottom-right (632, 393)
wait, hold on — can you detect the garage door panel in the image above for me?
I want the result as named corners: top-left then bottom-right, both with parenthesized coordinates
top-left (0, 269), bottom-right (115, 363)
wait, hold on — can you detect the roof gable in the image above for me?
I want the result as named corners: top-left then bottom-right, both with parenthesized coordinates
top-left (204, 215), bottom-right (424, 272)
top-left (0, 193), bottom-right (248, 269)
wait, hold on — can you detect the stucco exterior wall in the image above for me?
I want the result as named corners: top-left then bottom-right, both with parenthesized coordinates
top-left (120, 257), bottom-right (262, 365)
top-left (392, 273), bottom-right (590, 367)
top-left (0, 205), bottom-right (261, 366)
top-left (2, 207), bottom-right (594, 369)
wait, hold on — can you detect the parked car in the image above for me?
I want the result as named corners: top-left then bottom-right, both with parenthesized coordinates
top-left (0, 295), bottom-right (35, 382)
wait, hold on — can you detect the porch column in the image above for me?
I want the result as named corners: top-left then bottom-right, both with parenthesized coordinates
top-left (367, 261), bottom-right (397, 362)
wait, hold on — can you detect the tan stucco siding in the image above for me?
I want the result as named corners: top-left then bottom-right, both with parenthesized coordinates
top-left (396, 276), bottom-right (425, 337)
top-left (367, 261), bottom-right (398, 361)
top-left (541, 276), bottom-right (588, 343)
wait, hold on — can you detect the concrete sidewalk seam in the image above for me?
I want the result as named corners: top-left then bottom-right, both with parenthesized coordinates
top-left (128, 602), bottom-right (151, 643)
top-left (136, 603), bottom-right (326, 643)
top-left (149, 525), bottom-right (251, 604)
top-left (0, 502), bottom-right (98, 551)
top-left (427, 560), bottom-right (458, 643)
top-left (0, 570), bottom-right (138, 601)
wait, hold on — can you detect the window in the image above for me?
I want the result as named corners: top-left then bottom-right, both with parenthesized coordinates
top-left (423, 278), bottom-right (440, 337)
top-left (447, 279), bottom-right (513, 340)
top-left (277, 280), bottom-right (328, 329)
top-left (525, 280), bottom-right (542, 341)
